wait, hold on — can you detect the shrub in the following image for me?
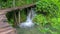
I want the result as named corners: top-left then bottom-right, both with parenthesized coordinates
top-left (33, 0), bottom-right (60, 34)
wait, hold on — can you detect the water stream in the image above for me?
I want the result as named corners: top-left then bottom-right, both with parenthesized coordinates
top-left (19, 8), bottom-right (35, 28)
top-left (16, 8), bottom-right (41, 34)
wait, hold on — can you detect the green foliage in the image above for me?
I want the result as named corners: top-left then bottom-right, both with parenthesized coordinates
top-left (6, 11), bottom-right (15, 26)
top-left (32, 0), bottom-right (60, 34)
top-left (36, 0), bottom-right (59, 17)
top-left (1, 0), bottom-right (13, 8)
top-left (33, 14), bottom-right (47, 25)
top-left (0, 0), bottom-right (39, 9)
top-left (20, 10), bottom-right (27, 22)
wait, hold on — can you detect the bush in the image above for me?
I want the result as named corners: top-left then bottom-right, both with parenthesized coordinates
top-left (33, 0), bottom-right (60, 34)
top-left (0, 0), bottom-right (39, 9)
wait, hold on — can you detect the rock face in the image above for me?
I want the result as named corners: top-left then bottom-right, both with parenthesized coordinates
top-left (0, 11), bottom-right (17, 34)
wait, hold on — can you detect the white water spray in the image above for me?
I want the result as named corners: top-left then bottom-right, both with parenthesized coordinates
top-left (19, 8), bottom-right (36, 28)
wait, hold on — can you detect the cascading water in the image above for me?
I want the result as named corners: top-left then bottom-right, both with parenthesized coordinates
top-left (19, 8), bottom-right (36, 28)
top-left (17, 8), bottom-right (41, 34)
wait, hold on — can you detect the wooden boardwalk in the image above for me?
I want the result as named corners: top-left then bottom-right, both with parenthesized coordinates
top-left (0, 11), bottom-right (16, 34)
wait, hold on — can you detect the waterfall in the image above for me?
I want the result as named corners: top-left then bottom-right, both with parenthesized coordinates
top-left (19, 8), bottom-right (36, 28)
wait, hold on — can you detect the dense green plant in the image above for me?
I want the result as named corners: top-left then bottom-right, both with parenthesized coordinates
top-left (20, 10), bottom-right (27, 22)
top-left (0, 0), bottom-right (39, 9)
top-left (32, 0), bottom-right (60, 34)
